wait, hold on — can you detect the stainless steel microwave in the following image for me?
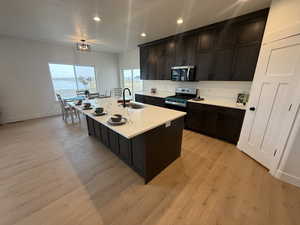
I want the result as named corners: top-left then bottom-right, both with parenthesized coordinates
top-left (171, 66), bottom-right (196, 81)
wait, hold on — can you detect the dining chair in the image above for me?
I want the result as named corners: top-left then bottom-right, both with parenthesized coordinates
top-left (56, 94), bottom-right (79, 123)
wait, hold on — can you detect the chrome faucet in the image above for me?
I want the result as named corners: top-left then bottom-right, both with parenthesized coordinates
top-left (122, 88), bottom-right (132, 108)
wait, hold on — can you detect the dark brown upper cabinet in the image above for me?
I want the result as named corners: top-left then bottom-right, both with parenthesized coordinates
top-left (156, 40), bottom-right (176, 80)
top-left (215, 23), bottom-right (237, 49)
top-left (139, 8), bottom-right (269, 81)
top-left (164, 40), bottom-right (176, 80)
top-left (212, 49), bottom-right (235, 81)
top-left (140, 40), bottom-right (175, 80)
top-left (175, 34), bottom-right (197, 66)
top-left (140, 45), bottom-right (157, 80)
top-left (195, 29), bottom-right (216, 80)
top-left (140, 46), bottom-right (149, 80)
top-left (235, 19), bottom-right (266, 44)
top-left (232, 43), bottom-right (261, 81)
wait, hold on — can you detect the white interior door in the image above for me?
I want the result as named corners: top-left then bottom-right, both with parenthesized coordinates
top-left (238, 35), bottom-right (300, 169)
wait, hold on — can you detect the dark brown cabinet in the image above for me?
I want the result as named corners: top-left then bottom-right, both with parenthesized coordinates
top-left (232, 43), bottom-right (261, 81)
top-left (140, 46), bottom-right (157, 80)
top-left (175, 34), bottom-right (197, 66)
top-left (135, 94), bottom-right (165, 107)
top-left (235, 19), bottom-right (266, 44)
top-left (186, 103), bottom-right (218, 137)
top-left (109, 129), bottom-right (119, 155)
top-left (135, 93), bottom-right (145, 103)
top-left (86, 116), bottom-right (95, 136)
top-left (140, 46), bottom-right (149, 80)
top-left (139, 8), bottom-right (268, 81)
top-left (211, 49), bottom-right (235, 81)
top-left (85, 115), bottom-right (184, 184)
top-left (140, 40), bottom-right (175, 80)
top-left (216, 107), bottom-right (245, 144)
top-left (94, 120), bottom-right (102, 140)
top-left (195, 29), bottom-right (216, 80)
top-left (136, 93), bottom-right (245, 144)
top-left (131, 136), bottom-right (146, 177)
top-left (164, 40), bottom-right (176, 79)
top-left (186, 102), bottom-right (245, 144)
top-left (118, 135), bottom-right (132, 166)
top-left (154, 40), bottom-right (176, 80)
top-left (100, 124), bottom-right (110, 147)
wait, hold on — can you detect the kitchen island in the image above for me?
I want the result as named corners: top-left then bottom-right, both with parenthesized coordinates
top-left (71, 98), bottom-right (186, 184)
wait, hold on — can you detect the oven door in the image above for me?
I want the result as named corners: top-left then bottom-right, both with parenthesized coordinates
top-left (164, 103), bottom-right (187, 128)
top-left (165, 103), bottom-right (187, 112)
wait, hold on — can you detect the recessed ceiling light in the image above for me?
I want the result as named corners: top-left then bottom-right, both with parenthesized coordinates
top-left (177, 18), bottom-right (183, 24)
top-left (93, 16), bottom-right (101, 22)
top-left (141, 33), bottom-right (147, 37)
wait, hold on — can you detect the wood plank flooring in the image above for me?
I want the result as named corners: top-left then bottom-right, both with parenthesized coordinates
top-left (0, 116), bottom-right (299, 225)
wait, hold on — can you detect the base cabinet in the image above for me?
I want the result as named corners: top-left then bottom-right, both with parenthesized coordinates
top-left (109, 129), bottom-right (119, 155)
top-left (216, 107), bottom-right (245, 144)
top-left (135, 94), bottom-right (165, 107)
top-left (86, 115), bottom-right (184, 184)
top-left (186, 102), bottom-right (245, 144)
top-left (87, 116), bottom-right (95, 136)
top-left (118, 135), bottom-right (132, 166)
top-left (135, 94), bottom-right (145, 104)
top-left (186, 103), bottom-right (218, 137)
top-left (101, 124), bottom-right (110, 147)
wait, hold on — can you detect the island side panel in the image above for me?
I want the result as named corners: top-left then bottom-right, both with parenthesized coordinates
top-left (86, 116), bottom-right (95, 136)
top-left (132, 117), bottom-right (184, 184)
top-left (85, 115), bottom-right (185, 184)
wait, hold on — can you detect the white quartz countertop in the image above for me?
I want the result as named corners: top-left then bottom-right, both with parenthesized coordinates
top-left (69, 98), bottom-right (186, 139)
top-left (188, 97), bottom-right (247, 110)
top-left (135, 91), bottom-right (247, 110)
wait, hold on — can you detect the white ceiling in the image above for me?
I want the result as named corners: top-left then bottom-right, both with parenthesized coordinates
top-left (0, 0), bottom-right (271, 53)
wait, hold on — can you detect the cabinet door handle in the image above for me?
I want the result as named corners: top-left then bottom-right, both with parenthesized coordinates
top-left (249, 107), bottom-right (256, 111)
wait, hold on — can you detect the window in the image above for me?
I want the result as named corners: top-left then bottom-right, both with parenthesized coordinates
top-left (49, 63), bottom-right (97, 98)
top-left (121, 69), bottom-right (143, 92)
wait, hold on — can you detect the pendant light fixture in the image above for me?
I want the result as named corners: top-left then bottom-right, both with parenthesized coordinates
top-left (76, 40), bottom-right (91, 52)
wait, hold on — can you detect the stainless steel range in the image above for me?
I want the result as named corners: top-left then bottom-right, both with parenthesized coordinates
top-left (165, 88), bottom-right (197, 109)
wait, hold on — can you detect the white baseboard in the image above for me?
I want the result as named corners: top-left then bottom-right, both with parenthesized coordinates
top-left (275, 170), bottom-right (300, 188)
top-left (2, 111), bottom-right (60, 124)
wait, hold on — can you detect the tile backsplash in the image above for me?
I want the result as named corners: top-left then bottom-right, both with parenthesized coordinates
top-left (143, 80), bottom-right (252, 101)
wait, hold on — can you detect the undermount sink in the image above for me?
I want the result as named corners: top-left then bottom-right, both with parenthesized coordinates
top-left (129, 102), bottom-right (145, 109)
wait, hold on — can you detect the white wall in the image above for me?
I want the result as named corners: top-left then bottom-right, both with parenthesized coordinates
top-left (0, 36), bottom-right (119, 123)
top-left (118, 48), bottom-right (252, 101)
top-left (118, 48), bottom-right (140, 70)
top-left (263, 0), bottom-right (300, 42)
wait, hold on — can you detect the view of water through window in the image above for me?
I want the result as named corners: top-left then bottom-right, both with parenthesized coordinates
top-left (49, 63), bottom-right (97, 98)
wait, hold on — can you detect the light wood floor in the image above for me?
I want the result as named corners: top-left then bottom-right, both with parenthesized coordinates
top-left (0, 116), bottom-right (300, 225)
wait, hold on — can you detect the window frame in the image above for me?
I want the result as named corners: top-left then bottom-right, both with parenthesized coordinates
top-left (48, 63), bottom-right (98, 99)
top-left (120, 68), bottom-right (143, 92)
